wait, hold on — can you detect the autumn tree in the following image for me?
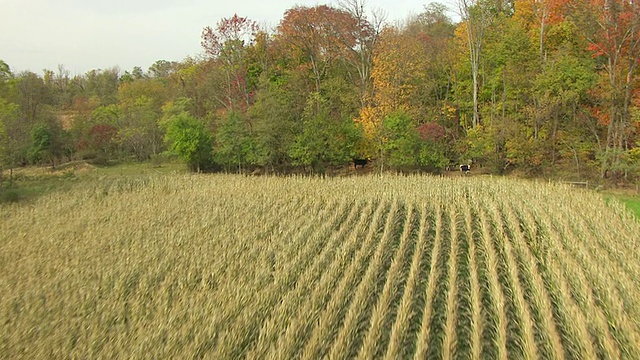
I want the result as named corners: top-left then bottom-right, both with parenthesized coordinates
top-left (406, 4), bottom-right (457, 127)
top-left (202, 14), bottom-right (259, 112)
top-left (276, 5), bottom-right (359, 93)
top-left (513, 0), bottom-right (565, 62)
top-left (14, 71), bottom-right (51, 124)
top-left (358, 26), bottom-right (430, 161)
top-left (570, 0), bottom-right (640, 177)
top-left (371, 27), bottom-right (429, 118)
top-left (417, 122), bottom-right (450, 171)
top-left (87, 124), bottom-right (118, 163)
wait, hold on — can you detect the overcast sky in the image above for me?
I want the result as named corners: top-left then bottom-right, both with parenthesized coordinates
top-left (1, 0), bottom-right (455, 76)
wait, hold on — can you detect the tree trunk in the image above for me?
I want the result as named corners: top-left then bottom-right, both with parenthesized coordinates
top-left (551, 112), bottom-right (559, 165)
top-left (471, 58), bottom-right (480, 128)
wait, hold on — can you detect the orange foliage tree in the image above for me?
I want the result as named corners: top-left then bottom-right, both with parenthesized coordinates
top-left (276, 5), bottom-right (359, 93)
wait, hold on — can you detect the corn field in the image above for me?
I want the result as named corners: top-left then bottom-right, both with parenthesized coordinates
top-left (1, 174), bottom-right (640, 358)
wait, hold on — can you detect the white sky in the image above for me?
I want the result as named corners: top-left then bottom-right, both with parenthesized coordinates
top-left (1, 0), bottom-right (455, 76)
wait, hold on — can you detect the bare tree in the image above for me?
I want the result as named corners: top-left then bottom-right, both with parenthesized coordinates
top-left (457, 0), bottom-right (492, 128)
top-left (338, 0), bottom-right (387, 108)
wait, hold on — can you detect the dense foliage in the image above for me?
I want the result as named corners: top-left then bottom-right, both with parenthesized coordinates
top-left (1, 0), bottom-right (640, 180)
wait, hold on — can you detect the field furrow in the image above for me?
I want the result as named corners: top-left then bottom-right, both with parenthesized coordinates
top-left (384, 205), bottom-right (431, 360)
top-left (488, 201), bottom-right (539, 359)
top-left (559, 203), bottom-right (640, 324)
top-left (323, 200), bottom-right (403, 359)
top-left (499, 201), bottom-right (567, 360)
top-left (442, 204), bottom-right (460, 359)
top-left (553, 250), bottom-right (622, 359)
top-left (210, 197), bottom-right (327, 356)
top-left (270, 200), bottom-right (393, 359)
top-left (247, 199), bottom-right (371, 358)
top-left (299, 200), bottom-right (401, 359)
top-left (462, 199), bottom-right (483, 360)
top-left (356, 204), bottom-right (417, 359)
top-left (475, 203), bottom-right (509, 360)
top-left (541, 207), bottom-right (640, 357)
top-left (530, 205), bottom-right (600, 359)
top-left (509, 194), bottom-right (620, 359)
top-left (413, 201), bottom-right (446, 359)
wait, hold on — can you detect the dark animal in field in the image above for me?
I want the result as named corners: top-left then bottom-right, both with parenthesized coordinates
top-left (460, 164), bottom-right (470, 174)
top-left (353, 158), bottom-right (368, 169)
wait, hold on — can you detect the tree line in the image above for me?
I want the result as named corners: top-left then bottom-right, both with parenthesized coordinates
top-left (1, 0), bottom-right (640, 179)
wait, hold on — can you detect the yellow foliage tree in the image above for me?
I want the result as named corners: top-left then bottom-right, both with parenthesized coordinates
top-left (356, 28), bottom-right (428, 142)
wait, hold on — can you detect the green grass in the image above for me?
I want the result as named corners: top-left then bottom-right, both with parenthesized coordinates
top-left (603, 192), bottom-right (640, 220)
top-left (91, 159), bottom-right (188, 177)
top-left (615, 195), bottom-right (640, 219)
top-left (0, 159), bottom-right (188, 203)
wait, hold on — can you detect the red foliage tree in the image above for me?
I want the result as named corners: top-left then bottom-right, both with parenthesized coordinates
top-left (201, 14), bottom-right (259, 112)
top-left (88, 124), bottom-right (117, 154)
top-left (572, 0), bottom-right (640, 176)
top-left (418, 122), bottom-right (446, 142)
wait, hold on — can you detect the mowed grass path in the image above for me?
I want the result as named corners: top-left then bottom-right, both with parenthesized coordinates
top-left (615, 195), bottom-right (640, 220)
top-left (1, 174), bottom-right (639, 358)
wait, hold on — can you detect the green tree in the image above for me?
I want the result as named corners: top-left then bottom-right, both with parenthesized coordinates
top-left (248, 78), bottom-right (300, 172)
top-left (289, 93), bottom-right (360, 173)
top-left (0, 99), bottom-right (23, 182)
top-left (459, 124), bottom-right (495, 169)
top-left (91, 104), bottom-right (120, 126)
top-left (164, 113), bottom-right (213, 172)
top-left (214, 111), bottom-right (255, 172)
top-left (533, 47), bottom-right (595, 166)
top-left (118, 96), bottom-right (162, 160)
top-left (148, 60), bottom-right (181, 78)
top-left (28, 124), bottom-right (53, 165)
top-left (83, 68), bottom-right (120, 105)
top-left (380, 111), bottom-right (422, 170)
top-left (0, 60), bottom-right (12, 97)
